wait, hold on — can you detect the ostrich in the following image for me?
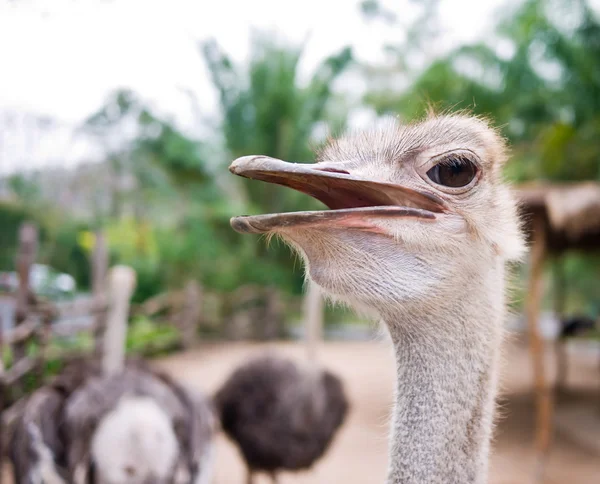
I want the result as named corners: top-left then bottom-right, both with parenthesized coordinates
top-left (228, 113), bottom-right (526, 484)
top-left (9, 358), bottom-right (102, 483)
top-left (214, 282), bottom-right (349, 484)
top-left (9, 266), bottom-right (216, 484)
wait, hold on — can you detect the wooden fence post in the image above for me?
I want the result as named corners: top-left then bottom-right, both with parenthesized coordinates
top-left (102, 266), bottom-right (136, 376)
top-left (13, 223), bottom-right (37, 393)
top-left (525, 217), bottom-right (552, 481)
top-left (262, 287), bottom-right (284, 340)
top-left (1, 223), bottom-right (37, 462)
top-left (36, 306), bottom-right (54, 384)
top-left (92, 231), bottom-right (109, 358)
top-left (179, 280), bottom-right (202, 350)
top-left (553, 258), bottom-right (568, 393)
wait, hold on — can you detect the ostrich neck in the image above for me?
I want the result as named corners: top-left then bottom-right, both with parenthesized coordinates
top-left (304, 281), bottom-right (323, 363)
top-left (102, 292), bottom-right (129, 376)
top-left (382, 261), bottom-right (505, 484)
top-left (102, 270), bottom-right (136, 376)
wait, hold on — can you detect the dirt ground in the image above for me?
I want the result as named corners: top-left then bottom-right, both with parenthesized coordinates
top-left (2, 338), bottom-right (598, 483)
top-left (153, 338), bottom-right (599, 484)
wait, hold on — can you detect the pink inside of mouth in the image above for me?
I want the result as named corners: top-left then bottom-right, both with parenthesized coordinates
top-left (256, 172), bottom-right (440, 212)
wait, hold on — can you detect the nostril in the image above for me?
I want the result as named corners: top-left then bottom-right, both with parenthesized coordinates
top-left (314, 167), bottom-right (351, 175)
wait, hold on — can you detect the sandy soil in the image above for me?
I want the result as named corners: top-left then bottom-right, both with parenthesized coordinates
top-left (2, 338), bottom-right (598, 483)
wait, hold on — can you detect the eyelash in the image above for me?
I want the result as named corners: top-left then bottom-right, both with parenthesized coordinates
top-left (435, 154), bottom-right (474, 167)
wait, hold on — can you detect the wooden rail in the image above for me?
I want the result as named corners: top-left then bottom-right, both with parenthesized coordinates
top-left (3, 357), bottom-right (37, 387)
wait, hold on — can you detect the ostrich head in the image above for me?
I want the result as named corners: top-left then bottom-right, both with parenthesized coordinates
top-left (230, 114), bottom-right (525, 317)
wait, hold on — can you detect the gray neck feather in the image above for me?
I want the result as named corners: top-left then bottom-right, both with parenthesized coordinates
top-left (102, 266), bottom-right (136, 376)
top-left (383, 260), bottom-right (504, 484)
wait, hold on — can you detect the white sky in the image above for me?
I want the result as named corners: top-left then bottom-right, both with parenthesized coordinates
top-left (0, 0), bottom-right (508, 173)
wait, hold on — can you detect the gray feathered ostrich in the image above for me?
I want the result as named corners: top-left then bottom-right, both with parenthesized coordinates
top-left (9, 357), bottom-right (102, 483)
top-left (214, 282), bottom-right (349, 484)
top-left (9, 266), bottom-right (217, 484)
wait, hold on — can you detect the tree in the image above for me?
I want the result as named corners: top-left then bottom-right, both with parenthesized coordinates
top-left (201, 33), bottom-right (354, 292)
top-left (7, 173), bottom-right (41, 205)
top-left (362, 0), bottom-right (600, 314)
top-left (82, 90), bottom-right (213, 222)
top-left (364, 0), bottom-right (600, 182)
top-left (202, 33), bottom-right (353, 212)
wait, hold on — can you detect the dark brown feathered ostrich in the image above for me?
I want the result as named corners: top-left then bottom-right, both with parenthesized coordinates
top-left (9, 266), bottom-right (217, 484)
top-left (214, 283), bottom-right (349, 484)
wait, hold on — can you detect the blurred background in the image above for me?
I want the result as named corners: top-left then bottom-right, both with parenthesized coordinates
top-left (0, 0), bottom-right (599, 483)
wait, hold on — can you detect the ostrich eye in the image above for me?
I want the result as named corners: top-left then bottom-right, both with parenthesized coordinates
top-left (426, 155), bottom-right (478, 188)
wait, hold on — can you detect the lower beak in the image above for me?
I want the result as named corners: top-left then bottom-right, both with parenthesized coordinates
top-left (228, 155), bottom-right (447, 234)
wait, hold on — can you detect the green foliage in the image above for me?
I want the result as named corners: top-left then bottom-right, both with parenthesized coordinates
top-left (126, 316), bottom-right (181, 354)
top-left (201, 33), bottom-right (353, 293)
top-left (359, 0), bottom-right (397, 23)
top-left (0, 202), bottom-right (56, 274)
top-left (4, 318), bottom-right (181, 402)
top-left (49, 331), bottom-right (94, 354)
top-left (135, 113), bottom-right (210, 188)
top-left (7, 174), bottom-right (41, 204)
top-left (560, 254), bottom-right (600, 315)
top-left (44, 222), bottom-right (94, 290)
top-left (5, 12), bottom-right (599, 321)
top-left (2, 35), bottom-right (354, 304)
top-left (83, 89), bottom-right (214, 223)
top-left (365, 0), bottom-right (600, 184)
top-left (0, 201), bottom-right (94, 294)
top-left (361, 0), bottom-right (600, 314)
top-left (0, 202), bottom-right (36, 270)
top-left (202, 34), bottom-right (353, 209)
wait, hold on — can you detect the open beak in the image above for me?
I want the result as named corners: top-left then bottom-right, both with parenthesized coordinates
top-left (229, 155), bottom-right (448, 234)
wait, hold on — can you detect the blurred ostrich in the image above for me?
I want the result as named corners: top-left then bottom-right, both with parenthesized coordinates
top-left (9, 358), bottom-right (101, 483)
top-left (214, 282), bottom-right (349, 484)
top-left (9, 266), bottom-right (216, 484)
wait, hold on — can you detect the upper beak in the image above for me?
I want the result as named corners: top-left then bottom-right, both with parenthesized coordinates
top-left (229, 155), bottom-right (447, 213)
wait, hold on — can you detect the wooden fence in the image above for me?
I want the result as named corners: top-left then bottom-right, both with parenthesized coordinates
top-left (0, 222), bottom-right (291, 390)
top-left (0, 224), bottom-right (111, 457)
top-left (0, 221), bottom-right (291, 461)
top-left (134, 283), bottom-right (290, 343)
